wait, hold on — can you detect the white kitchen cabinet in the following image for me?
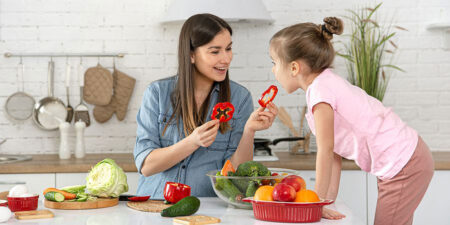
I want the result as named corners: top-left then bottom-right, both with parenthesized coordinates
top-left (367, 174), bottom-right (377, 225)
top-left (55, 172), bottom-right (139, 195)
top-left (368, 171), bottom-right (450, 225)
top-left (414, 171), bottom-right (450, 225)
top-left (296, 170), bottom-right (367, 223)
top-left (0, 174), bottom-right (55, 198)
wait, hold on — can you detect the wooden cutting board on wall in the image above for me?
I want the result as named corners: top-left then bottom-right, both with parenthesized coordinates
top-left (44, 197), bottom-right (118, 210)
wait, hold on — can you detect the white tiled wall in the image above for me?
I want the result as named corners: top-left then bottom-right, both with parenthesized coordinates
top-left (0, 0), bottom-right (449, 154)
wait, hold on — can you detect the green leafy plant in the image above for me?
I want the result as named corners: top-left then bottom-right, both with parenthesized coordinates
top-left (338, 3), bottom-right (406, 101)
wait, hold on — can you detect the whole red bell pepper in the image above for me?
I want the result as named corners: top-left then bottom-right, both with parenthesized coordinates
top-left (211, 102), bottom-right (235, 122)
top-left (258, 85), bottom-right (278, 107)
top-left (163, 182), bottom-right (191, 204)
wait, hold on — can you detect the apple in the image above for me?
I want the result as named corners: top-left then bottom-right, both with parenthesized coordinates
top-left (281, 175), bottom-right (306, 192)
top-left (272, 183), bottom-right (296, 202)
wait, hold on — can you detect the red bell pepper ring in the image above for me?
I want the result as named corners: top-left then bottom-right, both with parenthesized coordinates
top-left (163, 182), bottom-right (191, 204)
top-left (211, 102), bottom-right (235, 122)
top-left (128, 195), bottom-right (150, 202)
top-left (258, 85), bottom-right (278, 107)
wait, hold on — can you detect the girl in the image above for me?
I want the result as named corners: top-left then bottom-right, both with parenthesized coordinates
top-left (134, 14), bottom-right (277, 198)
top-left (269, 17), bottom-right (433, 225)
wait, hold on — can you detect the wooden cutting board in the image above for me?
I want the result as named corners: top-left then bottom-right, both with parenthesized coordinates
top-left (126, 200), bottom-right (173, 213)
top-left (44, 197), bottom-right (118, 210)
top-left (0, 191), bottom-right (8, 200)
top-left (15, 210), bottom-right (54, 220)
top-left (173, 215), bottom-right (221, 225)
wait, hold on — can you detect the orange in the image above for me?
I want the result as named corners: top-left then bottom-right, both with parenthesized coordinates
top-left (294, 189), bottom-right (320, 203)
top-left (254, 185), bottom-right (275, 201)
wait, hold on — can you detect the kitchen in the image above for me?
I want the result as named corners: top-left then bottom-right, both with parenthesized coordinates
top-left (1, 0), bottom-right (450, 224)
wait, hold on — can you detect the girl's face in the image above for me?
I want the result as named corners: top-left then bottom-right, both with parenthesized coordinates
top-left (191, 29), bottom-right (233, 83)
top-left (269, 46), bottom-right (298, 93)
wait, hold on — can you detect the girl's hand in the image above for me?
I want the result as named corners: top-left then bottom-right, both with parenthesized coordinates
top-left (245, 102), bottom-right (278, 133)
top-left (322, 208), bottom-right (345, 220)
top-left (188, 119), bottom-right (220, 148)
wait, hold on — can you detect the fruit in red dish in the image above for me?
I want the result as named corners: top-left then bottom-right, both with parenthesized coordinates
top-left (281, 175), bottom-right (306, 192)
top-left (272, 183), bottom-right (296, 202)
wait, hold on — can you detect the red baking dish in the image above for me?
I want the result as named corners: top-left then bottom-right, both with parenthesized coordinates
top-left (7, 195), bottom-right (39, 212)
top-left (243, 197), bottom-right (334, 223)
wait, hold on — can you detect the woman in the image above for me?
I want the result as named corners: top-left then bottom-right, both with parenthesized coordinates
top-left (134, 14), bottom-right (278, 198)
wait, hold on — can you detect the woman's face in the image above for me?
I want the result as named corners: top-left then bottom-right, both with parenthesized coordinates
top-left (269, 46), bottom-right (297, 93)
top-left (191, 29), bottom-right (233, 83)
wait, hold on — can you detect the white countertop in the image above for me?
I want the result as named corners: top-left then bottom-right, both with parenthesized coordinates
top-left (3, 198), bottom-right (365, 225)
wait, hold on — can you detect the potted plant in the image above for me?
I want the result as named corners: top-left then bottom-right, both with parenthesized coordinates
top-left (338, 3), bottom-right (406, 101)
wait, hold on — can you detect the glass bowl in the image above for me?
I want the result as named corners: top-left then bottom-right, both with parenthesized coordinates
top-left (206, 168), bottom-right (300, 209)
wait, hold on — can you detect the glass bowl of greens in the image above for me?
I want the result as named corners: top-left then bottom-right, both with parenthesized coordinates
top-left (206, 162), bottom-right (300, 209)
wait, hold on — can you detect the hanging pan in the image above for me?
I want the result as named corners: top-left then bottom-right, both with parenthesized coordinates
top-left (33, 60), bottom-right (67, 130)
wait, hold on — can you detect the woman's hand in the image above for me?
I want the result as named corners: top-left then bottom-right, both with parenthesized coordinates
top-left (188, 119), bottom-right (220, 148)
top-left (322, 207), bottom-right (345, 220)
top-left (245, 102), bottom-right (278, 133)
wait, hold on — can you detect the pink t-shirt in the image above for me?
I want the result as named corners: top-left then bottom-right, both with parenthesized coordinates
top-left (305, 69), bottom-right (418, 180)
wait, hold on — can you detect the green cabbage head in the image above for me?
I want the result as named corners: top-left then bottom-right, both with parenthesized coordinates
top-left (86, 158), bottom-right (128, 197)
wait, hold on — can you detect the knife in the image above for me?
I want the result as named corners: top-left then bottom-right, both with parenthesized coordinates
top-left (118, 195), bottom-right (162, 201)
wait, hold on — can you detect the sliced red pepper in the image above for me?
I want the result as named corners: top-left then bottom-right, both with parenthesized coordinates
top-left (163, 182), bottom-right (191, 204)
top-left (128, 195), bottom-right (150, 202)
top-left (211, 102), bottom-right (235, 122)
top-left (258, 85), bottom-right (278, 107)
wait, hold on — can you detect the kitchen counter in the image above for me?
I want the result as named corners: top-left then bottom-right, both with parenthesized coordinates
top-left (1, 151), bottom-right (450, 174)
top-left (2, 198), bottom-right (365, 225)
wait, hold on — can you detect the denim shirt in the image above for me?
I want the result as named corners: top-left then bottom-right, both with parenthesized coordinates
top-left (134, 76), bottom-right (253, 198)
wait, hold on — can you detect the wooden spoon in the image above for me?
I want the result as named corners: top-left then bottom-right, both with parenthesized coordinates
top-left (278, 107), bottom-right (301, 137)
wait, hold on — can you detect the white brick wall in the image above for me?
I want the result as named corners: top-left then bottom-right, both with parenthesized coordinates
top-left (0, 0), bottom-right (449, 155)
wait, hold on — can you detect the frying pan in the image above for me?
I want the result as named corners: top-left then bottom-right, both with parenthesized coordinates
top-left (254, 137), bottom-right (305, 155)
top-left (33, 60), bottom-right (67, 130)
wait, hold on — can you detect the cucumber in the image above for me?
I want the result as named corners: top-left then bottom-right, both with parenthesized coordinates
top-left (245, 181), bottom-right (258, 197)
top-left (220, 178), bottom-right (244, 202)
top-left (45, 191), bottom-right (65, 202)
top-left (231, 179), bottom-right (249, 193)
top-left (161, 196), bottom-right (200, 217)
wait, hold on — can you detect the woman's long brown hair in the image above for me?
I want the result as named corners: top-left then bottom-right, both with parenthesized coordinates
top-left (163, 14), bottom-right (232, 137)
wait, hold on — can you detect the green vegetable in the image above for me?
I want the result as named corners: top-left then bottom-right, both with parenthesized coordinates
top-left (60, 185), bottom-right (86, 194)
top-left (217, 177), bottom-right (243, 202)
top-left (45, 192), bottom-right (65, 202)
top-left (161, 196), bottom-right (200, 217)
top-left (235, 161), bottom-right (270, 177)
top-left (245, 181), bottom-right (258, 197)
top-left (231, 179), bottom-right (249, 193)
top-left (86, 158), bottom-right (129, 198)
top-left (75, 192), bottom-right (88, 202)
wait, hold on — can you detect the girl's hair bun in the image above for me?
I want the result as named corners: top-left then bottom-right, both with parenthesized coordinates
top-left (321, 17), bottom-right (343, 40)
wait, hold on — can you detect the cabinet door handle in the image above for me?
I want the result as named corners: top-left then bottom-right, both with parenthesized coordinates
top-left (0, 181), bottom-right (26, 185)
top-left (310, 177), bottom-right (316, 181)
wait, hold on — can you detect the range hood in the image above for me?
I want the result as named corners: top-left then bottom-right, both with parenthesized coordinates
top-left (161, 0), bottom-right (273, 24)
